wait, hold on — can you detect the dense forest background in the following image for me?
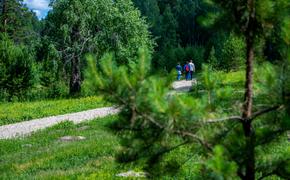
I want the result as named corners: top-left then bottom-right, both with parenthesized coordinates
top-left (0, 0), bottom-right (287, 101)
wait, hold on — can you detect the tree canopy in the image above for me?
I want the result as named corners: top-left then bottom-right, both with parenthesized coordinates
top-left (43, 0), bottom-right (153, 95)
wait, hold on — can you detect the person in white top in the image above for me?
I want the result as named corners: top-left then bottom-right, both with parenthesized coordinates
top-left (189, 60), bottom-right (195, 80)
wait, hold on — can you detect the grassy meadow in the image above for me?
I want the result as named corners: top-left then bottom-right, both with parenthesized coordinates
top-left (0, 115), bottom-right (195, 179)
top-left (0, 116), bottom-right (126, 179)
top-left (1, 115), bottom-right (288, 179)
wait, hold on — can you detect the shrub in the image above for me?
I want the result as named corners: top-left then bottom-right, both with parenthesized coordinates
top-left (220, 33), bottom-right (246, 71)
top-left (207, 46), bottom-right (218, 69)
top-left (0, 34), bottom-right (37, 101)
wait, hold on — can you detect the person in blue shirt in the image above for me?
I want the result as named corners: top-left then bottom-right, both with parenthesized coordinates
top-left (176, 63), bottom-right (182, 80)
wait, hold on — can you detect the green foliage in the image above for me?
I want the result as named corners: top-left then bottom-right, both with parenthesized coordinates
top-left (35, 38), bottom-right (67, 98)
top-left (85, 49), bottom-right (290, 178)
top-left (159, 5), bottom-right (178, 48)
top-left (220, 33), bottom-right (245, 71)
top-left (0, 96), bottom-right (108, 125)
top-left (0, 34), bottom-right (37, 101)
top-left (133, 0), bottom-right (210, 71)
top-left (45, 0), bottom-right (152, 64)
top-left (38, 41), bottom-right (60, 85)
top-left (132, 0), bottom-right (161, 36)
top-left (0, 1), bottom-right (46, 101)
top-left (206, 146), bottom-right (238, 179)
top-left (155, 45), bottom-right (205, 72)
top-left (207, 47), bottom-right (218, 69)
top-left (43, 0), bottom-right (153, 95)
top-left (0, 0), bottom-right (40, 44)
top-left (203, 0), bottom-right (289, 59)
top-left (0, 116), bottom-right (128, 179)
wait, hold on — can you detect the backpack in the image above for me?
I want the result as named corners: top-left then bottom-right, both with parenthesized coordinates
top-left (185, 65), bottom-right (189, 72)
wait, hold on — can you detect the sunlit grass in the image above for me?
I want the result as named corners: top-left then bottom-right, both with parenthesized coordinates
top-left (0, 116), bottom-right (132, 179)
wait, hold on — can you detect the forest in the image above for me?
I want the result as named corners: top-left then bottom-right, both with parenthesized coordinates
top-left (0, 0), bottom-right (289, 179)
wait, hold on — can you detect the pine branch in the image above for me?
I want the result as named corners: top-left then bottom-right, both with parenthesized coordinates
top-left (203, 105), bottom-right (283, 124)
top-left (175, 130), bottom-right (212, 151)
top-left (205, 116), bottom-right (243, 123)
top-left (180, 154), bottom-right (204, 168)
top-left (258, 171), bottom-right (276, 180)
top-left (257, 158), bottom-right (290, 180)
top-left (141, 113), bottom-right (164, 129)
top-left (250, 105), bottom-right (284, 121)
top-left (140, 113), bottom-right (212, 151)
top-left (256, 129), bottom-right (286, 146)
top-left (153, 141), bottom-right (190, 157)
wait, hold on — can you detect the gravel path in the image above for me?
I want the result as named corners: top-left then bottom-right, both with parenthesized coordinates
top-left (172, 79), bottom-right (196, 92)
top-left (0, 80), bottom-right (195, 140)
top-left (0, 107), bottom-right (119, 139)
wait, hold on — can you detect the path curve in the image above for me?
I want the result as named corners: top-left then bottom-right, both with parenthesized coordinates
top-left (0, 80), bottom-right (195, 139)
top-left (0, 107), bottom-right (119, 139)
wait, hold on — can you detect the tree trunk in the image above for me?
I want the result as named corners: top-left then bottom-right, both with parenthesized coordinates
top-left (242, 0), bottom-right (256, 179)
top-left (69, 55), bottom-right (81, 96)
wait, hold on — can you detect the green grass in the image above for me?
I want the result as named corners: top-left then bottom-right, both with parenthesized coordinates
top-left (219, 70), bottom-right (245, 86)
top-left (0, 115), bottom-right (288, 179)
top-left (0, 96), bottom-right (109, 126)
top-left (0, 115), bottom-right (207, 179)
top-left (0, 116), bottom-right (142, 179)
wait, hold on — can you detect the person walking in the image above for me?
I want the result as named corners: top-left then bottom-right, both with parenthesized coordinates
top-left (176, 63), bottom-right (182, 81)
top-left (189, 60), bottom-right (195, 80)
top-left (183, 61), bottom-right (190, 81)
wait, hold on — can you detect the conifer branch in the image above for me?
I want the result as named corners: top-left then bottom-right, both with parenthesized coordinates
top-left (206, 116), bottom-right (243, 123)
top-left (175, 131), bottom-right (212, 151)
top-left (204, 105), bottom-right (284, 124)
top-left (139, 114), bottom-right (212, 151)
top-left (257, 172), bottom-right (276, 180)
top-left (256, 129), bottom-right (286, 146)
top-left (257, 158), bottom-right (290, 180)
top-left (250, 105), bottom-right (284, 121)
top-left (153, 141), bottom-right (190, 157)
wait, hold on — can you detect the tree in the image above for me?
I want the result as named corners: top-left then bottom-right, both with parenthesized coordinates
top-left (0, 34), bottom-right (36, 100)
top-left (133, 0), bottom-right (210, 71)
top-left (44, 0), bottom-right (152, 95)
top-left (85, 0), bottom-right (290, 179)
top-left (207, 46), bottom-right (218, 68)
top-left (132, 0), bottom-right (161, 37)
top-left (0, 0), bottom-right (39, 44)
top-left (220, 33), bottom-right (245, 71)
top-left (159, 5), bottom-right (178, 49)
top-left (209, 0), bottom-right (288, 178)
top-left (0, 0), bottom-right (39, 101)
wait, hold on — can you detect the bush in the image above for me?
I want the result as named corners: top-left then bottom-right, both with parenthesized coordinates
top-left (207, 46), bottom-right (218, 69)
top-left (220, 33), bottom-right (245, 71)
top-left (0, 34), bottom-right (37, 101)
